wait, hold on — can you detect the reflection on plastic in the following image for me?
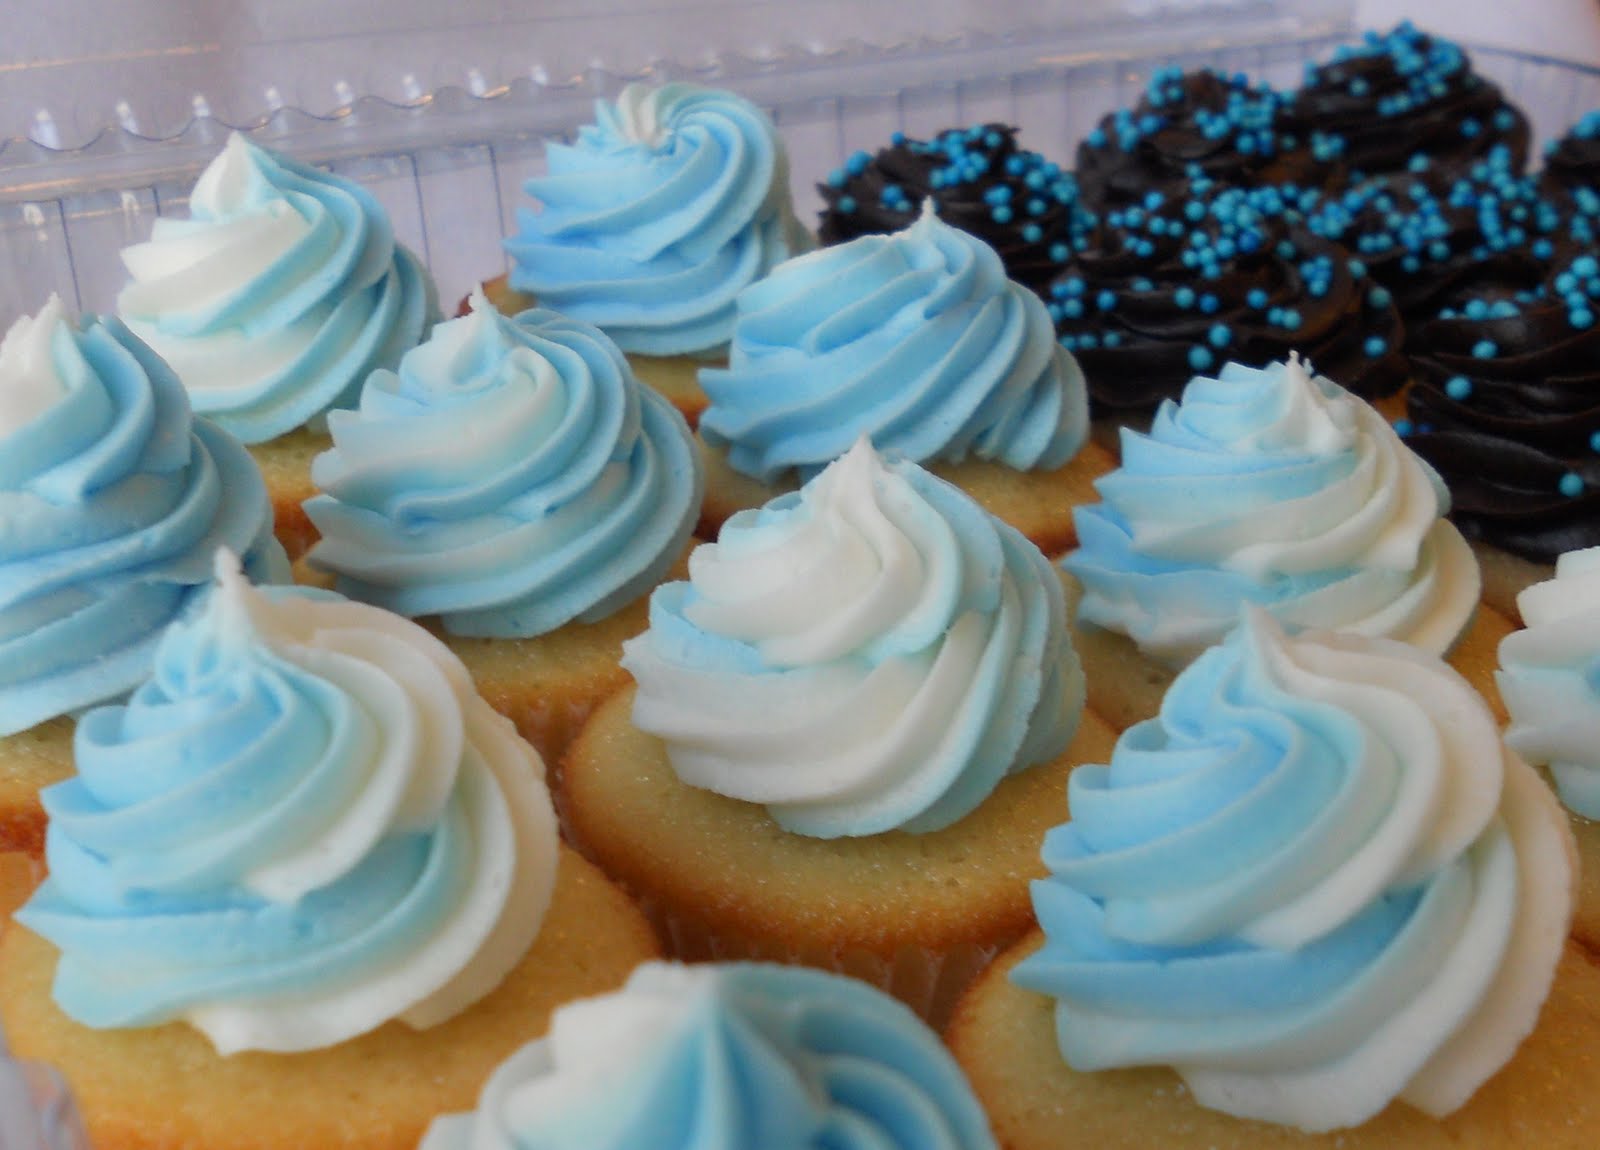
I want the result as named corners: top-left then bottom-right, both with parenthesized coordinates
top-left (0, 1044), bottom-right (90, 1150)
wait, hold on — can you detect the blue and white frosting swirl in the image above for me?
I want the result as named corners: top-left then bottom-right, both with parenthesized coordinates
top-left (118, 132), bottom-right (436, 444)
top-left (16, 552), bottom-right (560, 1054)
top-left (504, 83), bottom-right (810, 357)
top-left (622, 439), bottom-right (1082, 838)
top-left (422, 961), bottom-right (998, 1150)
top-left (1064, 356), bottom-right (1478, 664)
top-left (0, 298), bottom-right (286, 736)
top-left (1014, 611), bottom-right (1575, 1133)
top-left (1498, 546), bottom-right (1600, 819)
top-left (699, 203), bottom-right (1089, 484)
top-left (304, 296), bottom-right (702, 638)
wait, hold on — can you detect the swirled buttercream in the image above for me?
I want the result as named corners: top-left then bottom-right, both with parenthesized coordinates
top-left (117, 133), bottom-right (435, 444)
top-left (504, 83), bottom-right (809, 356)
top-left (1064, 355), bottom-right (1478, 663)
top-left (1498, 546), bottom-right (1600, 818)
top-left (698, 202), bottom-right (1088, 484)
top-left (0, 299), bottom-right (286, 736)
top-left (422, 961), bottom-right (997, 1150)
top-left (621, 438), bottom-right (1082, 838)
top-left (1014, 610), bottom-right (1575, 1132)
top-left (16, 551), bottom-right (559, 1055)
top-left (304, 295), bottom-right (701, 638)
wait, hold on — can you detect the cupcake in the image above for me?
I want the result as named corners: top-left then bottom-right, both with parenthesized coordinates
top-left (423, 962), bottom-right (998, 1150)
top-left (1062, 356), bottom-right (1495, 733)
top-left (1051, 179), bottom-right (1406, 418)
top-left (1286, 23), bottom-right (1531, 188)
top-left (1496, 546), bottom-right (1600, 952)
top-left (501, 82), bottom-right (809, 427)
top-left (816, 122), bottom-right (1092, 298)
top-left (117, 132), bottom-right (437, 559)
top-left (695, 203), bottom-right (1109, 555)
top-left (303, 294), bottom-right (702, 765)
top-left (562, 440), bottom-right (1115, 1023)
top-left (949, 610), bottom-right (1584, 1146)
top-left (1402, 248), bottom-right (1600, 619)
top-left (0, 299), bottom-right (286, 856)
top-left (0, 551), bottom-right (659, 1150)
top-left (1075, 68), bottom-right (1317, 211)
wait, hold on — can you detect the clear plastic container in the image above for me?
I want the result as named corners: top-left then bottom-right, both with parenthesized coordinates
top-left (3, 0), bottom-right (1597, 321)
top-left (0, 1041), bottom-right (89, 1150)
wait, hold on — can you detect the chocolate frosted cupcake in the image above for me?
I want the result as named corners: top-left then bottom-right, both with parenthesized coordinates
top-left (1287, 23), bottom-right (1530, 188)
top-left (1075, 68), bottom-right (1316, 210)
top-left (1051, 179), bottom-right (1405, 414)
top-left (1403, 251), bottom-right (1600, 615)
top-left (1304, 149), bottom-right (1562, 330)
top-left (817, 124), bottom-right (1092, 297)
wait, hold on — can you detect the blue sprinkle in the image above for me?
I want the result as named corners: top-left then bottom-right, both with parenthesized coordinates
top-left (1572, 309), bottom-right (1595, 330)
top-left (1185, 200), bottom-right (1206, 222)
top-left (1096, 290), bottom-right (1117, 311)
top-left (890, 131), bottom-right (906, 145)
top-left (1472, 340), bottom-right (1498, 359)
top-left (1533, 239), bottom-right (1554, 260)
top-left (1560, 472), bottom-right (1586, 498)
top-left (1028, 198), bottom-right (1047, 216)
top-left (1175, 286), bottom-right (1196, 309)
top-left (1368, 286), bottom-right (1392, 308)
top-left (1063, 298), bottom-right (1084, 319)
top-left (846, 150), bottom-right (870, 176)
top-left (1199, 293), bottom-right (1220, 314)
top-left (1394, 418), bottom-right (1414, 437)
top-left (826, 168), bottom-right (848, 188)
top-left (1348, 259), bottom-right (1368, 279)
top-left (1465, 300), bottom-right (1489, 320)
top-left (992, 206), bottom-right (1013, 224)
top-left (1577, 255), bottom-right (1600, 277)
top-left (1281, 308), bottom-right (1302, 331)
top-left (1188, 345), bottom-right (1214, 371)
top-left (1365, 336), bottom-right (1388, 357)
top-left (837, 195), bottom-right (857, 214)
top-left (1209, 323), bottom-right (1231, 348)
top-left (1104, 332), bottom-right (1123, 348)
top-left (1590, 430), bottom-right (1600, 453)
top-left (1022, 223), bottom-right (1043, 243)
top-left (1445, 375), bottom-right (1472, 399)
top-left (1049, 243), bottom-right (1070, 262)
top-left (1247, 288), bottom-right (1270, 309)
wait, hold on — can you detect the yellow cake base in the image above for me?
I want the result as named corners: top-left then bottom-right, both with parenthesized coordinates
top-left (295, 547), bottom-right (692, 770)
top-left (697, 436), bottom-right (1119, 558)
top-left (560, 684), bottom-right (1117, 1024)
top-left (0, 845), bottom-right (659, 1150)
top-left (0, 718), bottom-right (75, 858)
top-left (248, 427), bottom-right (331, 563)
top-left (947, 932), bottom-right (1600, 1150)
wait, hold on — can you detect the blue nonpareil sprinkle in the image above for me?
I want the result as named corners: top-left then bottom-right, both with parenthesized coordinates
top-left (1175, 286), bottom-right (1196, 309)
top-left (1561, 472), bottom-right (1586, 498)
top-left (1365, 336), bottom-right (1388, 357)
top-left (1394, 418), bottom-right (1414, 436)
top-left (1209, 323), bottom-right (1231, 348)
top-left (1445, 375), bottom-right (1471, 399)
top-left (1472, 339), bottom-right (1498, 359)
top-left (1188, 345), bottom-right (1213, 370)
top-left (1247, 288), bottom-right (1270, 309)
top-left (837, 195), bottom-right (858, 214)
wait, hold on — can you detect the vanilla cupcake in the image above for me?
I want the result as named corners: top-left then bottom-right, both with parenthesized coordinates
top-left (304, 295), bottom-right (702, 763)
top-left (118, 133), bottom-right (437, 558)
top-left (424, 962), bottom-right (998, 1150)
top-left (501, 83), bottom-right (810, 426)
top-left (1062, 355), bottom-right (1498, 732)
top-left (0, 552), bottom-right (657, 1150)
top-left (0, 301), bottom-right (286, 856)
top-left (696, 203), bottom-right (1113, 555)
top-left (949, 611), bottom-right (1585, 1146)
top-left (562, 439), bottom-right (1115, 1023)
top-left (1497, 545), bottom-right (1600, 953)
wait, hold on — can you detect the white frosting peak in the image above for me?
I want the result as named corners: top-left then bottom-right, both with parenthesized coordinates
top-left (0, 296), bottom-right (72, 437)
top-left (613, 84), bottom-right (668, 148)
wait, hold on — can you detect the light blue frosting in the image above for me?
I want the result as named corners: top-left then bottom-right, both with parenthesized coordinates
top-left (699, 206), bottom-right (1088, 484)
top-left (504, 83), bottom-right (810, 356)
top-left (0, 314), bottom-right (287, 737)
top-left (421, 962), bottom-right (998, 1150)
top-left (1062, 358), bottom-right (1472, 663)
top-left (304, 304), bottom-right (702, 638)
top-left (14, 576), bottom-right (529, 1040)
top-left (118, 134), bottom-right (436, 444)
top-left (622, 443), bottom-right (1081, 838)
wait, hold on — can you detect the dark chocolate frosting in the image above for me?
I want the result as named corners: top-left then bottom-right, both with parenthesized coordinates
top-left (1287, 23), bottom-right (1530, 188)
top-left (1541, 110), bottom-right (1600, 211)
top-left (1049, 180), bottom-right (1406, 413)
top-left (1075, 68), bottom-right (1321, 210)
top-left (1404, 253), bottom-right (1600, 562)
top-left (1304, 149), bottom-right (1561, 330)
top-left (816, 124), bottom-right (1092, 298)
